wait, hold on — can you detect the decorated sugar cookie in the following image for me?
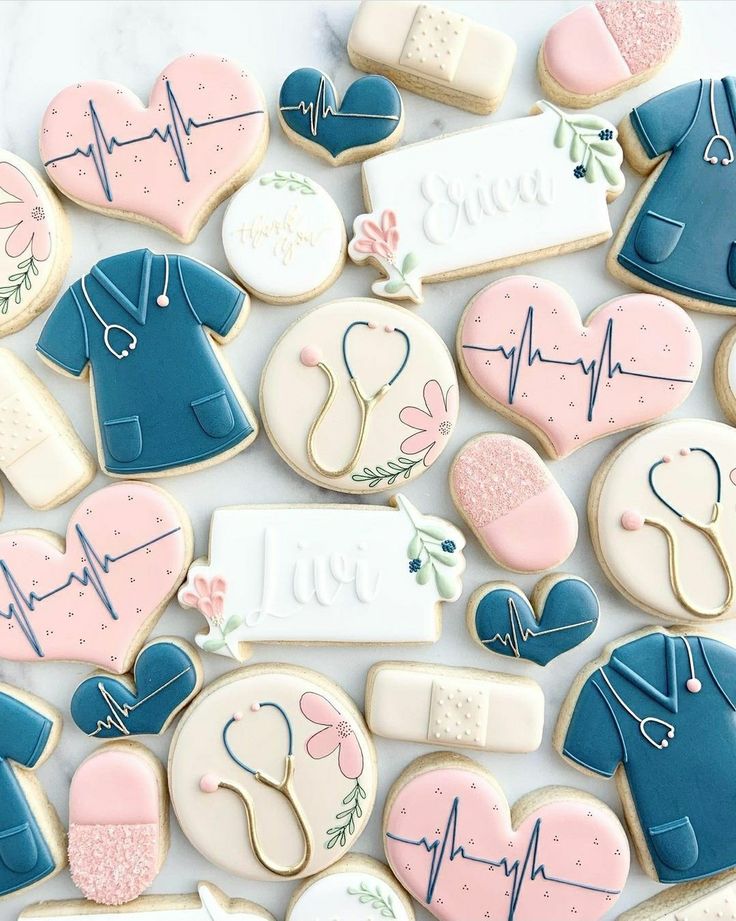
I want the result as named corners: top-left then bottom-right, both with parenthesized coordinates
top-left (221, 171), bottom-right (346, 305)
top-left (0, 150), bottom-right (70, 335)
top-left (457, 276), bottom-right (701, 459)
top-left (169, 663), bottom-right (377, 881)
top-left (589, 418), bottom-right (736, 622)
top-left (348, 101), bottom-right (623, 304)
top-left (37, 249), bottom-right (258, 478)
top-left (609, 77), bottom-right (736, 314)
top-left (538, 1), bottom-right (681, 108)
top-left (68, 742), bottom-right (168, 905)
top-left (714, 324), bottom-right (736, 424)
top-left (468, 575), bottom-right (599, 666)
top-left (19, 882), bottom-right (275, 921)
top-left (287, 854), bottom-right (414, 921)
top-left (279, 68), bottom-right (403, 166)
top-left (40, 54), bottom-right (268, 243)
top-left (71, 638), bottom-right (202, 738)
top-left (556, 627), bottom-right (736, 883)
top-left (384, 752), bottom-right (629, 921)
top-left (178, 494), bottom-right (465, 660)
top-left (366, 661), bottom-right (544, 752)
top-left (450, 433), bottom-right (578, 572)
top-left (0, 683), bottom-right (65, 900)
top-left (0, 481), bottom-right (192, 672)
top-left (348, 0), bottom-right (516, 115)
top-left (618, 868), bottom-right (736, 921)
top-left (260, 298), bottom-right (458, 493)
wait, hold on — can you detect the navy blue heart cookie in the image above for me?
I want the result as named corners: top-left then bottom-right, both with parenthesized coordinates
top-left (71, 637), bottom-right (202, 738)
top-left (279, 67), bottom-right (403, 164)
top-left (468, 575), bottom-right (599, 666)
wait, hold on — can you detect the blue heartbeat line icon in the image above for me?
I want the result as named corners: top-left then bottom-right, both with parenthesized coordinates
top-left (0, 524), bottom-right (181, 658)
top-left (44, 81), bottom-right (264, 202)
top-left (279, 74), bottom-right (400, 137)
top-left (462, 305), bottom-right (694, 423)
top-left (480, 597), bottom-right (595, 658)
top-left (386, 797), bottom-right (621, 921)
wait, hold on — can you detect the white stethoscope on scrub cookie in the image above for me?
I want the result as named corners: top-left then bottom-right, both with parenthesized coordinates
top-left (621, 446), bottom-right (734, 619)
top-left (300, 319), bottom-right (411, 479)
top-left (79, 254), bottom-right (171, 360)
top-left (703, 77), bottom-right (735, 166)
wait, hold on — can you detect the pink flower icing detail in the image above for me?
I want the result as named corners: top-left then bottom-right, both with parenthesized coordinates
top-left (179, 574), bottom-right (227, 627)
top-left (400, 380), bottom-right (458, 466)
top-left (299, 691), bottom-right (364, 780)
top-left (0, 161), bottom-right (51, 261)
top-left (352, 209), bottom-right (399, 260)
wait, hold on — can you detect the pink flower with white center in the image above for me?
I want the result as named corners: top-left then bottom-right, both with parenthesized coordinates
top-left (400, 380), bottom-right (458, 466)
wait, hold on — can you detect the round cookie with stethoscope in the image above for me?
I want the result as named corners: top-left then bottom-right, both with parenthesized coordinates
top-left (168, 662), bottom-right (377, 881)
top-left (260, 297), bottom-right (459, 493)
top-left (589, 418), bottom-right (736, 622)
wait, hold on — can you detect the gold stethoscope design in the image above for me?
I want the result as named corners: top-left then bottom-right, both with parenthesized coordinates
top-left (300, 320), bottom-right (411, 478)
top-left (199, 702), bottom-right (312, 877)
top-left (621, 446), bottom-right (734, 619)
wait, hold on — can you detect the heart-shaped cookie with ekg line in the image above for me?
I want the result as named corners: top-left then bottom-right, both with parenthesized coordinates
top-left (457, 276), bottom-right (702, 459)
top-left (40, 54), bottom-right (269, 242)
top-left (0, 482), bottom-right (191, 672)
top-left (384, 753), bottom-right (630, 921)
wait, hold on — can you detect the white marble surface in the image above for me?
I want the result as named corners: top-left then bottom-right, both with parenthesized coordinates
top-left (0, 1), bottom-right (735, 919)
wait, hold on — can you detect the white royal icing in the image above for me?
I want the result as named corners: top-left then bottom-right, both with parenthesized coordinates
top-left (288, 871), bottom-right (412, 921)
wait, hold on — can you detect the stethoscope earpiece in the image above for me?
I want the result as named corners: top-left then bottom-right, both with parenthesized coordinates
top-left (703, 79), bottom-right (735, 166)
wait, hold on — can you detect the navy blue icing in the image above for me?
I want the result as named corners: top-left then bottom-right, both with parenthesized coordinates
top-left (0, 690), bottom-right (56, 896)
top-left (473, 577), bottom-right (599, 666)
top-left (279, 67), bottom-right (402, 159)
top-left (36, 249), bottom-right (255, 474)
top-left (617, 77), bottom-right (736, 307)
top-left (71, 640), bottom-right (199, 738)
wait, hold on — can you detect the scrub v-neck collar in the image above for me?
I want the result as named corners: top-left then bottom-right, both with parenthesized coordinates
top-left (88, 248), bottom-right (153, 325)
top-left (608, 633), bottom-right (679, 714)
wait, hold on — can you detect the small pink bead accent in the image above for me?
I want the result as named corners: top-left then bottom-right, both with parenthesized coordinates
top-left (686, 678), bottom-right (702, 693)
top-left (621, 510), bottom-right (645, 531)
top-left (199, 773), bottom-right (220, 794)
top-left (156, 294), bottom-right (170, 307)
top-left (251, 702), bottom-right (261, 712)
top-left (662, 454), bottom-right (672, 463)
top-left (384, 324), bottom-right (395, 333)
top-left (661, 739), bottom-right (669, 748)
top-left (300, 346), bottom-right (322, 367)
top-left (680, 447), bottom-right (690, 456)
top-left (233, 711), bottom-right (243, 721)
top-left (367, 321), bottom-right (378, 329)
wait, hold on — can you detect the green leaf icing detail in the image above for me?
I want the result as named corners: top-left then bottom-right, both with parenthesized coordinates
top-left (541, 101), bottom-right (624, 190)
top-left (346, 879), bottom-right (398, 918)
top-left (259, 170), bottom-right (316, 195)
top-left (351, 455), bottom-right (423, 488)
top-left (324, 778), bottom-right (366, 850)
top-left (396, 495), bottom-right (464, 601)
top-left (0, 255), bottom-right (38, 314)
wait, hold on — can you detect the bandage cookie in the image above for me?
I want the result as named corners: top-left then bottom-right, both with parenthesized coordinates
top-left (348, 102), bottom-right (623, 304)
top-left (0, 149), bottom-right (70, 335)
top-left (608, 78), bottom-right (736, 315)
top-left (71, 638), bottom-right (202, 738)
top-left (538, 1), bottom-right (681, 108)
top-left (37, 249), bottom-right (258, 478)
top-left (347, 1), bottom-right (516, 115)
top-left (169, 663), bottom-right (377, 881)
top-left (40, 54), bottom-right (268, 243)
top-left (468, 575), bottom-right (599, 667)
top-left (589, 418), bottom-right (736, 622)
top-left (365, 661), bottom-right (544, 752)
top-left (450, 433), bottom-right (578, 572)
top-left (68, 742), bottom-right (168, 905)
top-left (0, 683), bottom-right (64, 900)
top-left (457, 276), bottom-right (701, 459)
top-left (618, 868), bottom-right (736, 921)
top-left (384, 752), bottom-right (629, 921)
top-left (279, 68), bottom-right (403, 166)
top-left (222, 171), bottom-right (346, 305)
top-left (556, 626), bottom-right (736, 883)
top-left (260, 298), bottom-right (458, 493)
top-left (178, 494), bottom-right (465, 660)
top-left (287, 853), bottom-right (414, 921)
top-left (19, 882), bottom-right (275, 921)
top-left (0, 481), bottom-right (192, 671)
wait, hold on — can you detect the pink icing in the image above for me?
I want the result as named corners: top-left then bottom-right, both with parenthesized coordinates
top-left (70, 748), bottom-right (160, 825)
top-left (621, 510), bottom-right (645, 531)
top-left (460, 277), bottom-right (700, 458)
top-left (385, 767), bottom-right (629, 921)
top-left (40, 54), bottom-right (267, 239)
top-left (596, 0), bottom-right (681, 74)
top-left (0, 482), bottom-right (189, 672)
top-left (68, 823), bottom-right (158, 905)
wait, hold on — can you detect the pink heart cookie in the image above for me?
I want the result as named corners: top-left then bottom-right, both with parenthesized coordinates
top-left (40, 54), bottom-right (269, 242)
top-left (384, 753), bottom-right (629, 921)
top-left (0, 482), bottom-right (191, 672)
top-left (458, 276), bottom-right (701, 459)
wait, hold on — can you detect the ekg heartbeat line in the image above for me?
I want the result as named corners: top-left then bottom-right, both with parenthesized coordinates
top-left (386, 797), bottom-right (621, 921)
top-left (0, 524), bottom-right (181, 658)
top-left (480, 596), bottom-right (595, 658)
top-left (87, 664), bottom-right (193, 736)
top-left (44, 81), bottom-right (264, 201)
top-left (463, 305), bottom-right (694, 423)
top-left (280, 75), bottom-right (400, 137)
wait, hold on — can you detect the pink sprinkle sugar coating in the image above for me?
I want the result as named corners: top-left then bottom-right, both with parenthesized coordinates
top-left (68, 823), bottom-right (158, 905)
top-left (451, 434), bottom-right (550, 529)
top-left (596, 0), bottom-right (681, 74)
